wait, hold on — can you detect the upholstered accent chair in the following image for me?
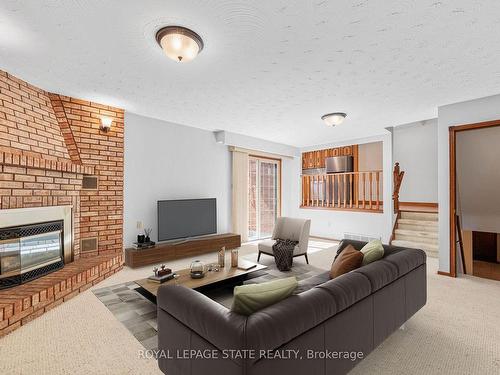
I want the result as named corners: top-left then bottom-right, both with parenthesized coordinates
top-left (257, 217), bottom-right (311, 264)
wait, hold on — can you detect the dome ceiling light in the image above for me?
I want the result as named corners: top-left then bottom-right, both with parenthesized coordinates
top-left (155, 26), bottom-right (204, 62)
top-left (321, 112), bottom-right (347, 127)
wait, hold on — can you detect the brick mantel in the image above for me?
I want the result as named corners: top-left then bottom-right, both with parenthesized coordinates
top-left (0, 150), bottom-right (94, 175)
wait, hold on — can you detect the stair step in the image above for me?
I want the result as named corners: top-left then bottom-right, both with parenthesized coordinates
top-left (400, 211), bottom-right (438, 221)
top-left (423, 250), bottom-right (439, 259)
top-left (395, 228), bottom-right (438, 239)
top-left (398, 218), bottom-right (438, 228)
top-left (395, 234), bottom-right (438, 245)
top-left (398, 223), bottom-right (438, 232)
top-left (398, 218), bottom-right (438, 232)
top-left (391, 239), bottom-right (439, 258)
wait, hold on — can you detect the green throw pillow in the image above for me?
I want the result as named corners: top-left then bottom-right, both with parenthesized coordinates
top-left (360, 239), bottom-right (385, 266)
top-left (230, 277), bottom-right (298, 315)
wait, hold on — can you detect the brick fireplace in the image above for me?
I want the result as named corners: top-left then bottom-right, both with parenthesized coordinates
top-left (0, 70), bottom-right (124, 335)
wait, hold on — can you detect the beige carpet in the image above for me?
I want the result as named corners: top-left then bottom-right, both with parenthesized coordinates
top-left (0, 240), bottom-right (499, 375)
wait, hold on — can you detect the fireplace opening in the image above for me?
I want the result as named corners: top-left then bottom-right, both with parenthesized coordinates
top-left (0, 220), bottom-right (64, 289)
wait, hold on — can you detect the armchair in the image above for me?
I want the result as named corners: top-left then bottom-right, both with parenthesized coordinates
top-left (257, 217), bottom-right (311, 264)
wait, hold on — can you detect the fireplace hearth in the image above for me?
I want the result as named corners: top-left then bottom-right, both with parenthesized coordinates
top-left (0, 220), bottom-right (64, 289)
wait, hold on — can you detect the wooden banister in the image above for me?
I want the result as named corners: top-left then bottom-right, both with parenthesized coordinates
top-left (300, 170), bottom-right (383, 213)
top-left (393, 162), bottom-right (405, 214)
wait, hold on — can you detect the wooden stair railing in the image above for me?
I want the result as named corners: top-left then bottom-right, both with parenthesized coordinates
top-left (393, 162), bottom-right (405, 214)
top-left (301, 170), bottom-right (382, 212)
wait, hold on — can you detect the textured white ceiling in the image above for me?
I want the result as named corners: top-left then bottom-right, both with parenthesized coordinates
top-left (1, 0), bottom-right (500, 147)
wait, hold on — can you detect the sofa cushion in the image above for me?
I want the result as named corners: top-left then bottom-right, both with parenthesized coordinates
top-left (231, 277), bottom-right (298, 315)
top-left (246, 287), bottom-right (338, 353)
top-left (294, 271), bottom-right (330, 294)
top-left (330, 244), bottom-right (364, 279)
top-left (317, 271), bottom-right (372, 313)
top-left (360, 239), bottom-right (385, 266)
top-left (353, 260), bottom-right (399, 292)
top-left (383, 248), bottom-right (426, 276)
top-left (157, 285), bottom-right (247, 352)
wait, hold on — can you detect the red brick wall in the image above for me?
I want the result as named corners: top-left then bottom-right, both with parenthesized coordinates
top-left (0, 70), bottom-right (124, 259)
top-left (57, 96), bottom-right (124, 256)
top-left (0, 71), bottom-right (71, 162)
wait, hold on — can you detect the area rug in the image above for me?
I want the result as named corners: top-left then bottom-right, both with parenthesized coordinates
top-left (93, 257), bottom-right (325, 351)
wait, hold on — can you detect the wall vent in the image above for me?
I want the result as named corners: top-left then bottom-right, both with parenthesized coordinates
top-left (81, 237), bottom-right (98, 252)
top-left (82, 175), bottom-right (98, 190)
top-left (344, 233), bottom-right (381, 243)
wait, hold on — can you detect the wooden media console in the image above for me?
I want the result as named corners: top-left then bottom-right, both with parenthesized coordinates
top-left (124, 233), bottom-right (241, 268)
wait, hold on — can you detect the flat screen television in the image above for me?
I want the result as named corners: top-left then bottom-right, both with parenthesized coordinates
top-left (157, 198), bottom-right (217, 241)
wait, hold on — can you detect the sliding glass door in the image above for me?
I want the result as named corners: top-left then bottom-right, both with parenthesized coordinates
top-left (248, 156), bottom-right (281, 240)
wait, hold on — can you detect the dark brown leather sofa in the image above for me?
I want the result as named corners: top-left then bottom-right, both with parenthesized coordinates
top-left (157, 240), bottom-right (427, 375)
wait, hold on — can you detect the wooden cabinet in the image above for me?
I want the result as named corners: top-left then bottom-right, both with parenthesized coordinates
top-left (124, 234), bottom-right (241, 268)
top-left (301, 145), bottom-right (358, 170)
top-left (307, 152), bottom-right (314, 168)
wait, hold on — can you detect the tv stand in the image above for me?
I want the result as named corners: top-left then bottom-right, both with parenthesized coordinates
top-left (124, 233), bottom-right (241, 268)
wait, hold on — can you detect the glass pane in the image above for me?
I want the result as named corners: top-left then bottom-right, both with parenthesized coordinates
top-left (20, 231), bottom-right (62, 270)
top-left (259, 161), bottom-right (277, 238)
top-left (248, 159), bottom-right (258, 240)
top-left (0, 239), bottom-right (21, 278)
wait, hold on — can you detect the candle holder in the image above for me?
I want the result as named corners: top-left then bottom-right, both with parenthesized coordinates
top-left (190, 260), bottom-right (206, 279)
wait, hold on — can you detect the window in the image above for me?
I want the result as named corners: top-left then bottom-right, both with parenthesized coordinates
top-left (248, 156), bottom-right (281, 240)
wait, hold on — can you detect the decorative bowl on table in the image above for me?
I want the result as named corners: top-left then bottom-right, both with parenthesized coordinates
top-left (189, 260), bottom-right (206, 279)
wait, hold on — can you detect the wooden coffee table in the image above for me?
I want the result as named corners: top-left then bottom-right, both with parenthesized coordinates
top-left (134, 259), bottom-right (267, 298)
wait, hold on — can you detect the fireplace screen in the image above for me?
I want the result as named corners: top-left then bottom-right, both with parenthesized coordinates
top-left (0, 220), bottom-right (64, 289)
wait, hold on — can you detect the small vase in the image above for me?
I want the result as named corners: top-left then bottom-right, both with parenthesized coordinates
top-left (231, 249), bottom-right (238, 268)
top-left (218, 247), bottom-right (225, 268)
top-left (137, 234), bottom-right (145, 244)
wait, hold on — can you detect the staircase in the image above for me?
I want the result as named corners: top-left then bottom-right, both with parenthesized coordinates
top-left (392, 211), bottom-right (439, 258)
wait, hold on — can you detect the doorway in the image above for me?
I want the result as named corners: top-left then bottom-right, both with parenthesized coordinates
top-left (449, 119), bottom-right (500, 278)
top-left (248, 156), bottom-right (281, 240)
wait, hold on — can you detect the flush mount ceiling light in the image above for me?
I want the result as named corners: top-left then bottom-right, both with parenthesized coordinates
top-left (155, 26), bottom-right (204, 62)
top-left (321, 112), bottom-right (347, 127)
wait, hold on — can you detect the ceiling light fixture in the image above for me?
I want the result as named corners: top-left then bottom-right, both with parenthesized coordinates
top-left (321, 112), bottom-right (347, 127)
top-left (156, 26), bottom-right (204, 62)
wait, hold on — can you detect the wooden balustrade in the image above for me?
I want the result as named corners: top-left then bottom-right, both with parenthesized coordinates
top-left (301, 170), bottom-right (383, 212)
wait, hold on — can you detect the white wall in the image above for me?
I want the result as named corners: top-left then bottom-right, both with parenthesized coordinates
top-left (124, 113), bottom-right (299, 247)
top-left (288, 134), bottom-right (393, 243)
top-left (393, 119), bottom-right (438, 203)
top-left (456, 126), bottom-right (500, 233)
top-left (358, 141), bottom-right (383, 171)
top-left (217, 131), bottom-right (300, 158)
top-left (438, 93), bottom-right (500, 273)
top-left (124, 113), bottom-right (232, 247)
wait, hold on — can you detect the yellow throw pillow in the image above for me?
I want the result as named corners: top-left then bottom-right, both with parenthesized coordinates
top-left (230, 277), bottom-right (298, 315)
top-left (360, 239), bottom-right (385, 266)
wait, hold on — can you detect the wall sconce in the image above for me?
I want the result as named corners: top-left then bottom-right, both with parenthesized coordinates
top-left (100, 117), bottom-right (113, 132)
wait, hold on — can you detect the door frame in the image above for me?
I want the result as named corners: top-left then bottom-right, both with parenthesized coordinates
top-left (248, 154), bottom-right (282, 240)
top-left (448, 119), bottom-right (500, 277)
